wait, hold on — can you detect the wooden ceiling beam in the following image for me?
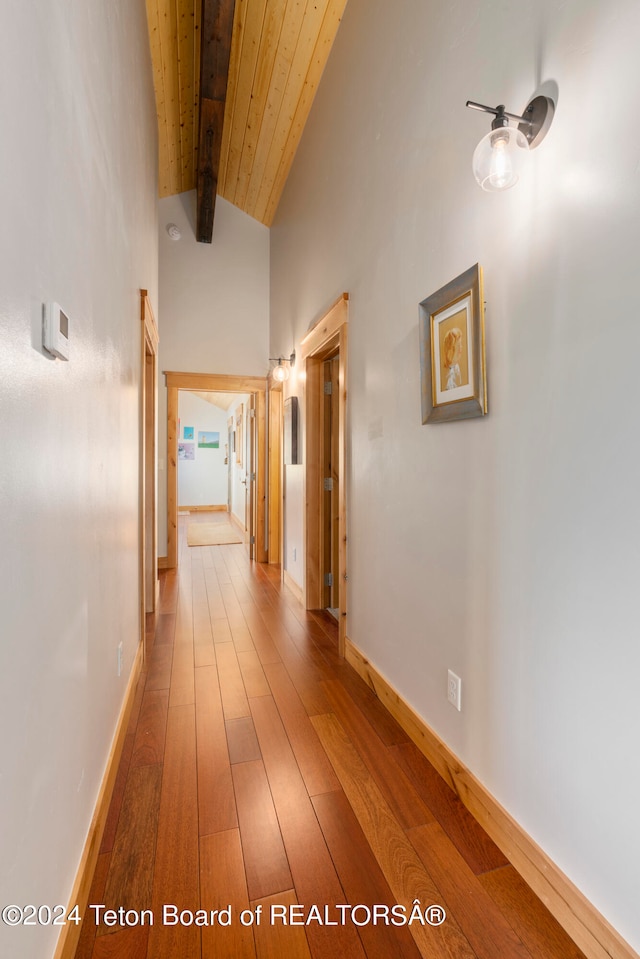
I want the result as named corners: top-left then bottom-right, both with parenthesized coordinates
top-left (196, 0), bottom-right (236, 243)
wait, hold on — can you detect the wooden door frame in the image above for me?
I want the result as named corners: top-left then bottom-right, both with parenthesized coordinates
top-left (300, 293), bottom-right (348, 655)
top-left (140, 290), bottom-right (159, 651)
top-left (267, 380), bottom-right (283, 565)
top-left (247, 393), bottom-right (257, 561)
top-left (163, 371), bottom-right (268, 568)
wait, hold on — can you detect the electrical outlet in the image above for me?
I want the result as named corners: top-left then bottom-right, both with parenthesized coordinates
top-left (447, 670), bottom-right (462, 711)
top-left (117, 642), bottom-right (123, 677)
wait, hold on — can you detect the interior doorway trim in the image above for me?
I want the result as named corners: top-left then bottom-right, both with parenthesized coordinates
top-left (300, 293), bottom-right (349, 655)
top-left (267, 379), bottom-right (283, 566)
top-left (140, 290), bottom-right (158, 654)
top-left (163, 371), bottom-right (268, 568)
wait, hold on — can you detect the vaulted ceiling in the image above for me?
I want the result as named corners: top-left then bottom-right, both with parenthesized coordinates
top-left (146, 0), bottom-right (348, 229)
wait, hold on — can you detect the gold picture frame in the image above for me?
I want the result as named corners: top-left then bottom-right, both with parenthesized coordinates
top-left (419, 263), bottom-right (487, 423)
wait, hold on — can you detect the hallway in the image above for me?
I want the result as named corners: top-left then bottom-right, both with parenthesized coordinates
top-left (73, 513), bottom-right (585, 959)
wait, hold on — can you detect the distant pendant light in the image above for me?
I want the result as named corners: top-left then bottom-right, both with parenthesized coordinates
top-left (466, 96), bottom-right (555, 191)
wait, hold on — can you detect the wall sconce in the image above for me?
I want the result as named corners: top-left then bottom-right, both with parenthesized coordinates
top-left (466, 96), bottom-right (555, 191)
top-left (270, 350), bottom-right (296, 382)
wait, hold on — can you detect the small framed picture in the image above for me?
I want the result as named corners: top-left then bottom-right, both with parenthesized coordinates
top-left (178, 442), bottom-right (195, 460)
top-left (198, 431), bottom-right (220, 449)
top-left (419, 263), bottom-right (487, 423)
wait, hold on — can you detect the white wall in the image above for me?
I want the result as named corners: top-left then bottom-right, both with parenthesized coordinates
top-left (0, 2), bottom-right (158, 957)
top-left (157, 192), bottom-right (269, 552)
top-left (178, 393), bottom-right (229, 507)
top-left (270, 0), bottom-right (640, 949)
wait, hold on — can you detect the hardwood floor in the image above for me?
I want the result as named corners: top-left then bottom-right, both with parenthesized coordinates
top-left (73, 512), bottom-right (587, 959)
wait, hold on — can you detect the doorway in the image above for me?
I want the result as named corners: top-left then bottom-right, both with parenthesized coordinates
top-left (177, 391), bottom-right (235, 514)
top-left (267, 384), bottom-right (283, 565)
top-left (164, 371), bottom-right (268, 568)
top-left (322, 355), bottom-right (340, 614)
top-left (300, 294), bottom-right (349, 654)
top-left (140, 290), bottom-right (158, 653)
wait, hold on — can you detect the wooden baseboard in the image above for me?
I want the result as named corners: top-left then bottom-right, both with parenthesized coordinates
top-left (229, 511), bottom-right (246, 534)
top-left (178, 504), bottom-right (227, 512)
top-left (53, 641), bottom-right (144, 959)
top-left (345, 637), bottom-right (637, 959)
top-left (158, 555), bottom-right (169, 569)
top-left (283, 568), bottom-right (304, 604)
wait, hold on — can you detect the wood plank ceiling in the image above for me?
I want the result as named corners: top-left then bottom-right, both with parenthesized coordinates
top-left (146, 0), bottom-right (349, 228)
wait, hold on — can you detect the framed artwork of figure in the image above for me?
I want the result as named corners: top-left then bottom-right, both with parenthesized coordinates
top-left (419, 263), bottom-right (487, 423)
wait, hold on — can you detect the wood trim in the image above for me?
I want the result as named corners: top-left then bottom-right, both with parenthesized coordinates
top-left (140, 291), bottom-right (158, 652)
top-left (53, 642), bottom-right (144, 959)
top-left (344, 637), bottom-right (638, 959)
top-left (140, 290), bottom-right (159, 604)
top-left (305, 357), bottom-right (323, 611)
top-left (141, 289), bottom-right (159, 351)
top-left (167, 383), bottom-right (179, 569)
top-left (229, 510), bottom-right (246, 534)
top-left (301, 295), bottom-right (348, 656)
top-left (255, 389), bottom-right (268, 563)
top-left (268, 386), bottom-right (283, 565)
top-left (337, 326), bottom-right (347, 654)
top-left (158, 556), bottom-right (170, 569)
top-left (165, 371), bottom-right (266, 392)
top-left (299, 293), bottom-right (349, 358)
top-left (179, 504), bottom-right (228, 512)
top-left (283, 569), bottom-right (303, 605)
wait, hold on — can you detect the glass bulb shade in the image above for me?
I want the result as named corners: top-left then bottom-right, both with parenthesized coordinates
top-left (472, 126), bottom-right (530, 192)
top-left (272, 363), bottom-right (289, 382)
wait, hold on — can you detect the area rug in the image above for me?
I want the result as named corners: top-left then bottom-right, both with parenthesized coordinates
top-left (187, 523), bottom-right (243, 547)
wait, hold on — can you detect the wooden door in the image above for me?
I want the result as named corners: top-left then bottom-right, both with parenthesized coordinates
top-left (227, 416), bottom-right (233, 512)
top-left (322, 355), bottom-right (340, 610)
top-left (268, 387), bottom-right (283, 565)
top-left (300, 292), bottom-right (348, 654)
top-left (248, 396), bottom-right (257, 560)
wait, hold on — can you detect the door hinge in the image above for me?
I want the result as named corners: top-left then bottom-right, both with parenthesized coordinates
top-left (250, 472), bottom-right (256, 482)
top-left (250, 535), bottom-right (255, 545)
top-left (323, 477), bottom-right (334, 491)
top-left (324, 572), bottom-right (333, 587)
top-left (249, 408), bottom-right (256, 418)
top-left (324, 381), bottom-right (333, 395)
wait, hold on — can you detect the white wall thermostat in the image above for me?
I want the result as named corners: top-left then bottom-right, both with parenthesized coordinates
top-left (43, 302), bottom-right (70, 360)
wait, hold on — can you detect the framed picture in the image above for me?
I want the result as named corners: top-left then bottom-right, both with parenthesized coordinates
top-left (419, 263), bottom-right (487, 423)
top-left (284, 396), bottom-right (299, 465)
top-left (235, 405), bottom-right (243, 466)
top-left (198, 431), bottom-right (220, 449)
top-left (178, 442), bottom-right (195, 460)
